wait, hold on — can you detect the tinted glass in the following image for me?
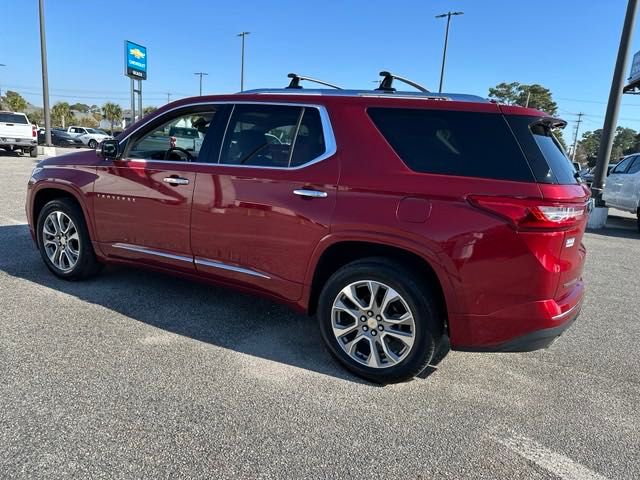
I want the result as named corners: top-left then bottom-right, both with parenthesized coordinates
top-left (0, 113), bottom-right (28, 124)
top-left (612, 155), bottom-right (635, 173)
top-left (219, 104), bottom-right (302, 167)
top-left (290, 108), bottom-right (326, 167)
top-left (128, 110), bottom-right (215, 161)
top-left (506, 116), bottom-right (578, 184)
top-left (626, 157), bottom-right (640, 174)
top-left (367, 108), bottom-right (533, 181)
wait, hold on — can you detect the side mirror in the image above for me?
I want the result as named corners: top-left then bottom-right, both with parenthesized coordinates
top-left (98, 139), bottom-right (120, 159)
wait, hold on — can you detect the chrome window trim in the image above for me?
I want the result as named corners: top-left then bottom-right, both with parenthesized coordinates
top-left (117, 101), bottom-right (337, 171)
top-left (112, 243), bottom-right (193, 263)
top-left (194, 257), bottom-right (270, 279)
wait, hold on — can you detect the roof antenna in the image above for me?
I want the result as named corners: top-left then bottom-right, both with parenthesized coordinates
top-left (286, 73), bottom-right (343, 90)
top-left (375, 71), bottom-right (430, 93)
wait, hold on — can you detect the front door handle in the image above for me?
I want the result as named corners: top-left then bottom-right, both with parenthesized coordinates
top-left (293, 189), bottom-right (328, 199)
top-left (163, 176), bottom-right (190, 186)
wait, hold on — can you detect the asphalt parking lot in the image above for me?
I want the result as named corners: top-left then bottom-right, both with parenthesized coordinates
top-left (1, 150), bottom-right (639, 479)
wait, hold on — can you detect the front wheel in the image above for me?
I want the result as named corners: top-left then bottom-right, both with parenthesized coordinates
top-left (37, 198), bottom-right (101, 280)
top-left (317, 258), bottom-right (443, 383)
top-left (88, 139), bottom-right (97, 149)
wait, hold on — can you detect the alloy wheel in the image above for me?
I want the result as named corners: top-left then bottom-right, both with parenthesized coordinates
top-left (42, 211), bottom-right (80, 272)
top-left (331, 280), bottom-right (416, 369)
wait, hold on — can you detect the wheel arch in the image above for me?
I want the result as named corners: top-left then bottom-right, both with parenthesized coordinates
top-left (305, 239), bottom-right (452, 325)
top-left (32, 185), bottom-right (95, 246)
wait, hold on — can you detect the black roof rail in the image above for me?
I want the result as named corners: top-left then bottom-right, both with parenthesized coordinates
top-left (375, 71), bottom-right (430, 93)
top-left (286, 73), bottom-right (343, 90)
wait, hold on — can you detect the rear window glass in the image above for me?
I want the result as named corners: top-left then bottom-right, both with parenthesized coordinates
top-left (367, 108), bottom-right (533, 182)
top-left (0, 113), bottom-right (28, 124)
top-left (506, 116), bottom-right (578, 185)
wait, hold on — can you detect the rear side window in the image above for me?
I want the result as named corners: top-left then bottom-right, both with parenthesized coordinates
top-left (218, 104), bottom-right (327, 168)
top-left (506, 116), bottom-right (578, 184)
top-left (367, 108), bottom-right (533, 182)
top-left (0, 113), bottom-right (28, 124)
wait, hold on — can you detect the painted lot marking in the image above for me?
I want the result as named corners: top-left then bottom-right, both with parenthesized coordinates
top-left (497, 433), bottom-right (608, 480)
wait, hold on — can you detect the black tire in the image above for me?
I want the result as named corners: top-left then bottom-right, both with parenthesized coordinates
top-left (88, 139), bottom-right (97, 149)
top-left (637, 208), bottom-right (640, 233)
top-left (36, 198), bottom-right (102, 280)
top-left (317, 257), bottom-right (443, 384)
top-left (29, 147), bottom-right (38, 158)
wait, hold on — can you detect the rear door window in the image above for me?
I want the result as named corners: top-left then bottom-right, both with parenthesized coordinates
top-left (367, 107), bottom-right (534, 182)
top-left (218, 104), bottom-right (327, 168)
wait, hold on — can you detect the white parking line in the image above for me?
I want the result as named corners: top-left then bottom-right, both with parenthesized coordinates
top-left (497, 433), bottom-right (608, 480)
top-left (0, 215), bottom-right (26, 226)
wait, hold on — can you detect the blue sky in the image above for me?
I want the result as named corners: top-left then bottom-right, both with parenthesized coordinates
top-left (2, 0), bottom-right (640, 142)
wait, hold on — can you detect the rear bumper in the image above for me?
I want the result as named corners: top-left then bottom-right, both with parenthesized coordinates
top-left (450, 281), bottom-right (584, 352)
top-left (454, 302), bottom-right (580, 352)
top-left (1, 138), bottom-right (37, 147)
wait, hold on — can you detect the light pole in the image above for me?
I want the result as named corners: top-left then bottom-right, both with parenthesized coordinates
top-left (435, 11), bottom-right (463, 94)
top-left (194, 72), bottom-right (208, 96)
top-left (237, 31), bottom-right (250, 92)
top-left (591, 0), bottom-right (638, 209)
top-left (38, 0), bottom-right (52, 146)
top-left (0, 64), bottom-right (5, 98)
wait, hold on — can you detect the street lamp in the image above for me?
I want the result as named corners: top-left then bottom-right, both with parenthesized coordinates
top-left (194, 72), bottom-right (208, 96)
top-left (38, 0), bottom-right (52, 146)
top-left (0, 64), bottom-right (5, 98)
top-left (435, 11), bottom-right (464, 94)
top-left (237, 32), bottom-right (250, 92)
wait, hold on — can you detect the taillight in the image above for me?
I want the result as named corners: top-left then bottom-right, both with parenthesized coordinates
top-left (32, 125), bottom-right (37, 138)
top-left (468, 196), bottom-right (586, 230)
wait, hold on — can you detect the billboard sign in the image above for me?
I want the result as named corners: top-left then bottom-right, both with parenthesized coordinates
top-left (125, 40), bottom-right (147, 80)
top-left (628, 50), bottom-right (640, 85)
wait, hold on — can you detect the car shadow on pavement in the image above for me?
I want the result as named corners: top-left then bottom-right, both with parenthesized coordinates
top-left (0, 224), bottom-right (393, 386)
top-left (586, 214), bottom-right (639, 240)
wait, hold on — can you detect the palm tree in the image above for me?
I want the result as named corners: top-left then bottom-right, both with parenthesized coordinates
top-left (51, 102), bottom-right (73, 128)
top-left (102, 102), bottom-right (123, 135)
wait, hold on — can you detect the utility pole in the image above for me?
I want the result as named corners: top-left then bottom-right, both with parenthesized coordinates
top-left (435, 11), bottom-right (463, 94)
top-left (525, 89), bottom-right (531, 108)
top-left (38, 0), bottom-right (52, 146)
top-left (237, 31), bottom-right (250, 92)
top-left (571, 112), bottom-right (584, 161)
top-left (194, 72), bottom-right (208, 96)
top-left (166, 92), bottom-right (171, 104)
top-left (592, 0), bottom-right (638, 206)
top-left (0, 64), bottom-right (5, 99)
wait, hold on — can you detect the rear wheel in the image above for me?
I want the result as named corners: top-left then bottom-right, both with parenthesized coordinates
top-left (88, 139), bottom-right (97, 149)
top-left (29, 147), bottom-right (38, 158)
top-left (36, 198), bottom-right (101, 280)
top-left (317, 258), bottom-right (443, 383)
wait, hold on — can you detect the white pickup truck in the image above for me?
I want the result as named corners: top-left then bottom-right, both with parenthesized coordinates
top-left (0, 111), bottom-right (38, 157)
top-left (66, 126), bottom-right (112, 149)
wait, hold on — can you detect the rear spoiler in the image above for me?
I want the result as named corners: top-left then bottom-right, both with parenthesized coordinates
top-left (530, 116), bottom-right (567, 130)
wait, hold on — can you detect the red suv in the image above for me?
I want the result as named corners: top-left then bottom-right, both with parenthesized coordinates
top-left (26, 74), bottom-right (589, 383)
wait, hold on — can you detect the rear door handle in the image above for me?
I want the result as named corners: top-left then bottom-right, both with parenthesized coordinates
top-left (293, 189), bottom-right (328, 199)
top-left (163, 176), bottom-right (190, 186)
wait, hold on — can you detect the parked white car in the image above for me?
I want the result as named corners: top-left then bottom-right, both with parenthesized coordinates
top-left (603, 153), bottom-right (640, 230)
top-left (0, 111), bottom-right (38, 157)
top-left (66, 126), bottom-right (112, 149)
